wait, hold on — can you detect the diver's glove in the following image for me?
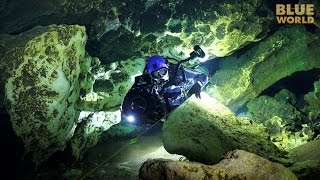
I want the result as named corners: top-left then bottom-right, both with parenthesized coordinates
top-left (188, 81), bottom-right (202, 98)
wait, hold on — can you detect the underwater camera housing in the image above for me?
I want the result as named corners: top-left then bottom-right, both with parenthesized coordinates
top-left (121, 45), bottom-right (206, 125)
top-left (121, 74), bottom-right (166, 125)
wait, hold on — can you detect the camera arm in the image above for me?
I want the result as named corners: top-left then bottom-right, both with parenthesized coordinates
top-left (171, 45), bottom-right (205, 85)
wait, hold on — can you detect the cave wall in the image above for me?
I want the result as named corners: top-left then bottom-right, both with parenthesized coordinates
top-left (0, 0), bottom-right (273, 64)
top-left (206, 26), bottom-right (320, 111)
top-left (0, 24), bottom-right (90, 165)
top-left (0, 0), bottom-right (319, 171)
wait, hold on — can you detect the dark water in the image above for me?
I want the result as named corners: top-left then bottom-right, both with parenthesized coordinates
top-left (0, 107), bottom-right (24, 178)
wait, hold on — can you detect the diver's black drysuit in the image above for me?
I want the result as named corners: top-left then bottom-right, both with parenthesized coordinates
top-left (159, 62), bottom-right (208, 111)
top-left (121, 62), bottom-right (208, 124)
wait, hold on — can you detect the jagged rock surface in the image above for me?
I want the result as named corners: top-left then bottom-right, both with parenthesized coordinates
top-left (70, 110), bottom-right (121, 160)
top-left (79, 59), bottom-right (145, 111)
top-left (162, 93), bottom-right (282, 165)
top-left (247, 95), bottom-right (302, 125)
top-left (70, 58), bottom-right (145, 161)
top-left (246, 89), bottom-right (317, 151)
top-left (139, 150), bottom-right (297, 180)
top-left (0, 0), bottom-right (272, 64)
top-left (303, 80), bottom-right (320, 124)
top-left (263, 116), bottom-right (313, 152)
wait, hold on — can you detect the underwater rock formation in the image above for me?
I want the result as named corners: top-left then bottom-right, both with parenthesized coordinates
top-left (288, 139), bottom-right (320, 179)
top-left (70, 59), bottom-right (145, 161)
top-left (79, 59), bottom-right (145, 111)
top-left (0, 0), bottom-right (272, 63)
top-left (303, 80), bottom-right (320, 124)
top-left (263, 116), bottom-right (313, 152)
top-left (70, 110), bottom-right (121, 160)
top-left (247, 95), bottom-right (302, 125)
top-left (246, 89), bottom-right (316, 151)
top-left (102, 121), bottom-right (144, 140)
top-left (206, 26), bottom-right (320, 111)
top-left (134, 0), bottom-right (271, 59)
top-left (0, 24), bottom-right (89, 165)
top-left (139, 150), bottom-right (297, 180)
top-left (162, 93), bottom-right (282, 164)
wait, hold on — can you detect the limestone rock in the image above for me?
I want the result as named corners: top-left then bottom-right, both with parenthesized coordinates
top-left (206, 26), bottom-right (320, 111)
top-left (0, 0), bottom-right (272, 63)
top-left (102, 121), bottom-right (143, 140)
top-left (145, 0), bottom-right (270, 59)
top-left (69, 59), bottom-right (145, 161)
top-left (247, 95), bottom-right (302, 125)
top-left (274, 89), bottom-right (297, 105)
top-left (288, 139), bottom-right (320, 179)
top-left (264, 116), bottom-right (313, 151)
top-left (0, 24), bottom-right (89, 165)
top-left (162, 93), bottom-right (282, 165)
top-left (303, 80), bottom-right (320, 122)
top-left (70, 110), bottom-right (121, 160)
top-left (139, 150), bottom-right (297, 180)
top-left (245, 89), bottom-right (316, 152)
top-left (79, 59), bottom-right (145, 111)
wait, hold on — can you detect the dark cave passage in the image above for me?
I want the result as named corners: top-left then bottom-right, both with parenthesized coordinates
top-left (261, 68), bottom-right (320, 97)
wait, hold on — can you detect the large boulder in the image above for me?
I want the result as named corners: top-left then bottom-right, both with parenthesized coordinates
top-left (0, 24), bottom-right (90, 165)
top-left (139, 150), bottom-right (297, 180)
top-left (206, 26), bottom-right (320, 111)
top-left (162, 93), bottom-right (282, 165)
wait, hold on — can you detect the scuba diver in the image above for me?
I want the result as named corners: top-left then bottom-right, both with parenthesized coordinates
top-left (121, 45), bottom-right (208, 125)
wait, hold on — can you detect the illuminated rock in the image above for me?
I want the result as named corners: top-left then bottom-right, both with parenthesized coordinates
top-left (0, 0), bottom-right (272, 62)
top-left (264, 116), bottom-right (313, 152)
top-left (139, 150), bottom-right (297, 180)
top-left (206, 26), bottom-right (320, 111)
top-left (246, 92), bottom-right (315, 151)
top-left (152, 0), bottom-right (270, 58)
top-left (70, 110), bottom-right (121, 160)
top-left (162, 93), bottom-right (282, 164)
top-left (78, 59), bottom-right (145, 111)
top-left (0, 24), bottom-right (90, 165)
top-left (69, 59), bottom-right (145, 160)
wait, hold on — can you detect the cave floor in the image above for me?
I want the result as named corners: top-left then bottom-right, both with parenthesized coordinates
top-left (76, 123), bottom-right (184, 180)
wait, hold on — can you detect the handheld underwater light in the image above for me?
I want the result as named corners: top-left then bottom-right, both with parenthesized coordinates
top-left (189, 45), bottom-right (205, 59)
top-left (189, 45), bottom-right (209, 62)
top-left (127, 115), bottom-right (135, 123)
